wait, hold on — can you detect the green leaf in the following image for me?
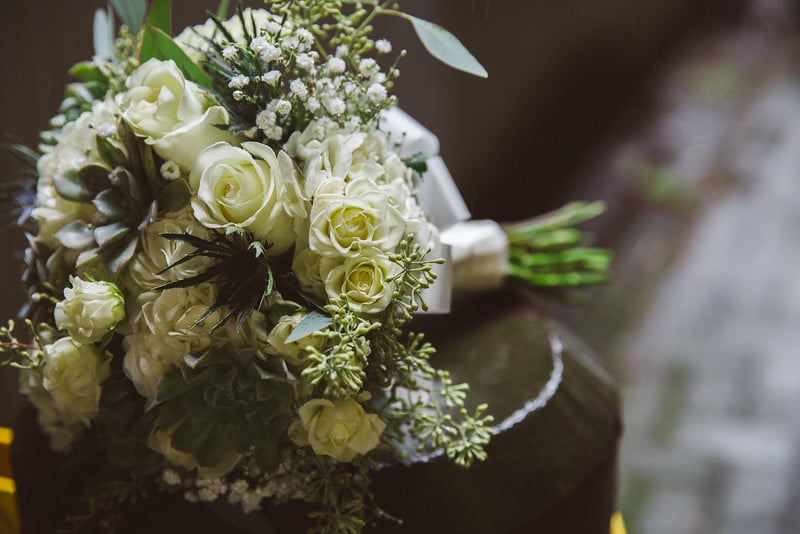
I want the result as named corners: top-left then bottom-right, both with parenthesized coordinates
top-left (53, 169), bottom-right (93, 202)
top-left (93, 188), bottom-right (128, 220)
top-left (171, 417), bottom-right (212, 454)
top-left (96, 135), bottom-right (128, 169)
top-left (55, 220), bottom-right (96, 249)
top-left (403, 152), bottom-right (428, 174)
top-left (217, 0), bottom-right (231, 19)
top-left (286, 311), bottom-right (331, 343)
top-left (140, 26), bottom-right (213, 87)
top-left (111, 0), bottom-right (147, 34)
top-left (157, 180), bottom-right (191, 213)
top-left (69, 61), bottom-right (106, 83)
top-left (405, 15), bottom-right (487, 78)
top-left (93, 8), bottom-right (115, 59)
top-left (106, 237), bottom-right (139, 274)
top-left (94, 222), bottom-right (130, 248)
top-left (139, 0), bottom-right (172, 62)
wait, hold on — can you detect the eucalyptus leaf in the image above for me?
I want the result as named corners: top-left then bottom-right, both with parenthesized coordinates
top-left (93, 8), bottom-right (115, 59)
top-left (141, 26), bottom-right (213, 87)
top-left (111, 0), bottom-right (147, 34)
top-left (286, 311), bottom-right (332, 343)
top-left (405, 15), bottom-right (487, 78)
top-left (55, 220), bottom-right (97, 249)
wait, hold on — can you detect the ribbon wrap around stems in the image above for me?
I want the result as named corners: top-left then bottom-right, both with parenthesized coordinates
top-left (380, 108), bottom-right (512, 313)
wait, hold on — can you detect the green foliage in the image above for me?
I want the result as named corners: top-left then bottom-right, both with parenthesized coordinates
top-left (141, 26), bottom-right (213, 87)
top-left (506, 201), bottom-right (613, 289)
top-left (155, 346), bottom-right (294, 473)
top-left (111, 0), bottom-right (148, 34)
top-left (0, 320), bottom-right (43, 370)
top-left (403, 15), bottom-right (487, 78)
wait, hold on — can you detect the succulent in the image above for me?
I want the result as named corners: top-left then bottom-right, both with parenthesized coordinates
top-left (154, 346), bottom-right (294, 474)
top-left (19, 235), bottom-right (71, 324)
top-left (52, 120), bottom-right (190, 277)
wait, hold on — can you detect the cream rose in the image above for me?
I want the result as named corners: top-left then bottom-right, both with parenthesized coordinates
top-left (308, 178), bottom-right (405, 258)
top-left (54, 276), bottom-right (125, 344)
top-left (266, 312), bottom-right (326, 365)
top-left (292, 245), bottom-right (326, 299)
top-left (120, 58), bottom-right (234, 171)
top-left (189, 141), bottom-right (296, 253)
top-left (41, 337), bottom-right (110, 426)
top-left (123, 333), bottom-right (188, 404)
top-left (176, 8), bottom-right (280, 62)
top-left (291, 398), bottom-right (386, 462)
top-left (125, 208), bottom-right (212, 293)
top-left (322, 253), bottom-right (399, 314)
top-left (19, 367), bottom-right (83, 453)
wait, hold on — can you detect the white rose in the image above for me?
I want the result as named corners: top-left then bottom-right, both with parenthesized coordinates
top-left (290, 398), bottom-right (386, 462)
top-left (189, 141), bottom-right (295, 253)
top-left (266, 312), bottom-right (326, 365)
top-left (41, 337), bottom-right (110, 426)
top-left (123, 333), bottom-right (187, 404)
top-left (120, 58), bottom-right (234, 171)
top-left (19, 367), bottom-right (83, 453)
top-left (322, 253), bottom-right (400, 314)
top-left (382, 178), bottom-right (439, 253)
top-left (131, 284), bottom-right (221, 343)
top-left (54, 276), bottom-right (125, 344)
top-left (292, 245), bottom-right (326, 299)
top-left (308, 178), bottom-right (405, 258)
top-left (125, 208), bottom-right (213, 292)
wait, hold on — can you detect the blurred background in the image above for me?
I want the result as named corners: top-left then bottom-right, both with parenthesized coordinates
top-left (2, 0), bottom-right (800, 532)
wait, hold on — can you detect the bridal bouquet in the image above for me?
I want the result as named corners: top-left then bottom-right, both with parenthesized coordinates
top-left (1, 1), bottom-right (611, 532)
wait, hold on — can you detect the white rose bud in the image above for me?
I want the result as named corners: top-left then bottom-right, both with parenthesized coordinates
top-left (120, 58), bottom-right (235, 171)
top-left (290, 398), bottom-right (386, 462)
top-left (54, 276), bottom-right (125, 344)
top-left (322, 253), bottom-right (400, 314)
top-left (189, 141), bottom-right (295, 254)
top-left (42, 337), bottom-right (110, 426)
top-left (266, 312), bottom-right (326, 365)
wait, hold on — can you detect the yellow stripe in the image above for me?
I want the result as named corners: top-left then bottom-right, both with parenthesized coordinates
top-left (610, 512), bottom-right (627, 534)
top-left (0, 475), bottom-right (19, 534)
top-left (0, 427), bottom-right (12, 480)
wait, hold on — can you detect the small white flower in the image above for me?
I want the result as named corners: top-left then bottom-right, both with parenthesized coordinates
top-left (326, 98), bottom-right (345, 116)
top-left (256, 109), bottom-right (277, 130)
top-left (306, 96), bottom-right (320, 113)
top-left (325, 57), bottom-right (346, 74)
top-left (296, 53), bottom-right (314, 71)
top-left (359, 58), bottom-right (378, 77)
top-left (265, 20), bottom-right (281, 34)
top-left (233, 90), bottom-right (245, 101)
top-left (366, 83), bottom-right (387, 104)
top-left (222, 45), bottom-right (237, 60)
top-left (335, 44), bottom-right (348, 57)
top-left (375, 39), bottom-right (392, 54)
top-left (296, 29), bottom-right (313, 51)
top-left (261, 70), bottom-right (281, 85)
top-left (289, 79), bottom-right (308, 99)
top-left (250, 36), bottom-right (269, 54)
top-left (228, 74), bottom-right (250, 89)
top-left (260, 44), bottom-right (282, 62)
top-left (160, 160), bottom-right (181, 180)
top-left (274, 99), bottom-right (292, 115)
top-left (163, 469), bottom-right (182, 486)
top-left (265, 125), bottom-right (283, 141)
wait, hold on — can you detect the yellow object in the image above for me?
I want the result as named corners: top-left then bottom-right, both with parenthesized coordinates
top-left (610, 512), bottom-right (627, 534)
top-left (0, 427), bottom-right (20, 534)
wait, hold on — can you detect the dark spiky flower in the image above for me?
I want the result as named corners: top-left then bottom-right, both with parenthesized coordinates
top-left (156, 231), bottom-right (280, 331)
